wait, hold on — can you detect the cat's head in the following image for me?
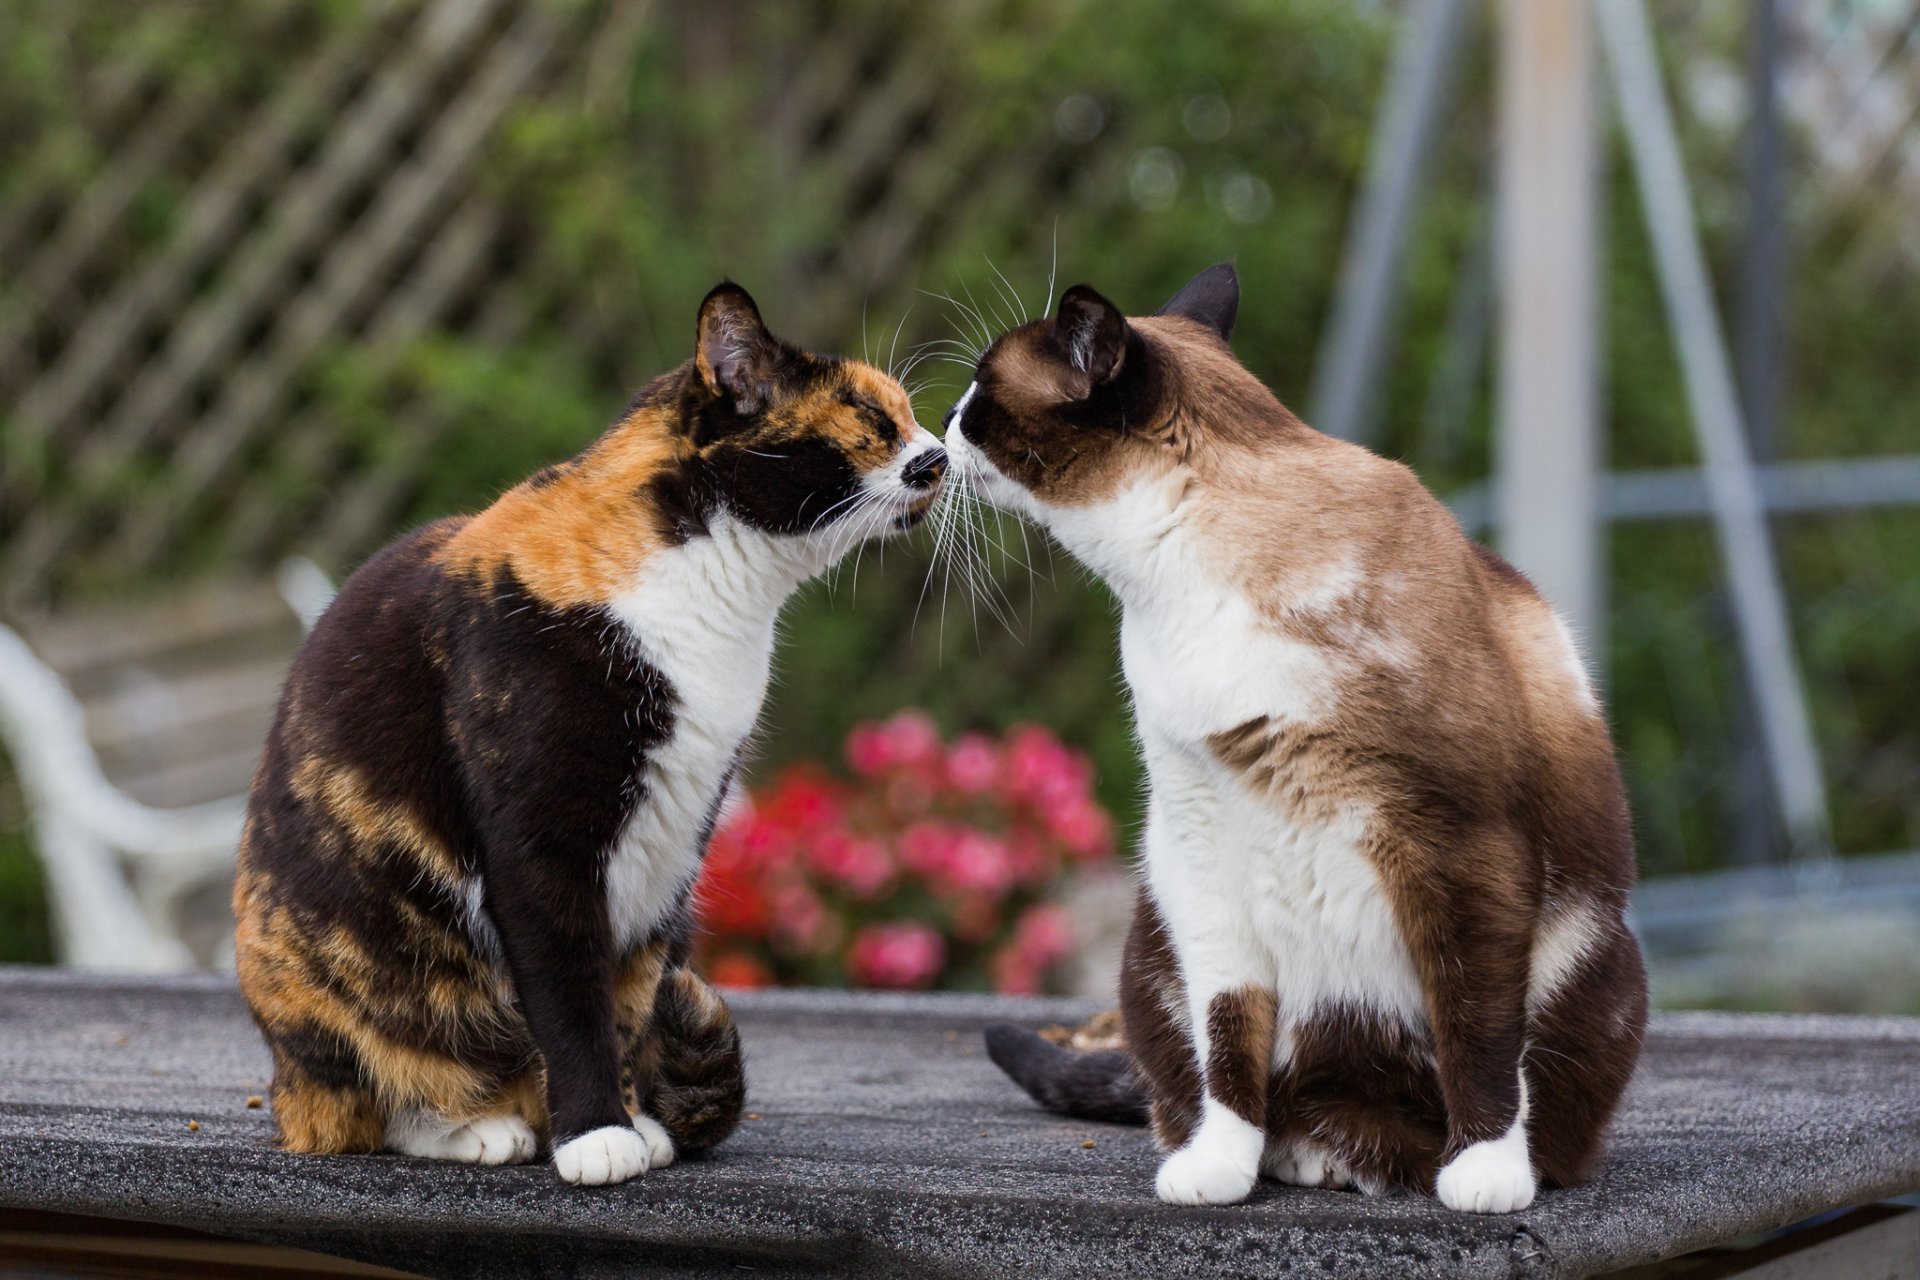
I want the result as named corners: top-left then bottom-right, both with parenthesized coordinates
top-left (942, 263), bottom-right (1259, 526)
top-left (442, 284), bottom-right (943, 609)
top-left (639, 282), bottom-right (946, 547)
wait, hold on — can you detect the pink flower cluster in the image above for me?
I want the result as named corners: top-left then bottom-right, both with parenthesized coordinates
top-left (693, 712), bottom-right (1115, 994)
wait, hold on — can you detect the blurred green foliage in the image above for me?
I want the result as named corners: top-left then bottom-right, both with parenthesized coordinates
top-left (2, 0), bottom-right (1917, 972)
top-left (0, 755), bottom-right (52, 963)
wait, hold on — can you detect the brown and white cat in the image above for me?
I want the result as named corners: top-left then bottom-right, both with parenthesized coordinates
top-left (236, 283), bottom-right (945, 1186)
top-left (958, 265), bottom-right (1647, 1213)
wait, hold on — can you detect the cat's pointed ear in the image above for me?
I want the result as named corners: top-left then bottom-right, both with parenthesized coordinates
top-left (1053, 283), bottom-right (1128, 386)
top-left (1155, 262), bottom-right (1238, 341)
top-left (696, 282), bottom-right (781, 415)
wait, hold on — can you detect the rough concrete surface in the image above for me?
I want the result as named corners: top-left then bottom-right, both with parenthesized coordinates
top-left (0, 967), bottom-right (1915, 1279)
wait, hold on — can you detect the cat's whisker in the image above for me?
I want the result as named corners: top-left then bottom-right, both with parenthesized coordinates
top-left (944, 469), bottom-right (1016, 637)
top-left (916, 289), bottom-right (993, 355)
top-left (884, 301), bottom-right (916, 381)
top-left (957, 277), bottom-right (1003, 354)
top-left (984, 254), bottom-right (1027, 328)
top-left (1041, 217), bottom-right (1059, 319)
top-left (909, 335), bottom-right (986, 364)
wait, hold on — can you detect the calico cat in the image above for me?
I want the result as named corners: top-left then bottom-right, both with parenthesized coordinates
top-left (955, 265), bottom-right (1646, 1214)
top-left (235, 283), bottom-right (946, 1186)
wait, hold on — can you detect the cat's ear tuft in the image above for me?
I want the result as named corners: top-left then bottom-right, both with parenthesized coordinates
top-left (1155, 262), bottom-right (1238, 341)
top-left (1054, 284), bottom-right (1128, 386)
top-left (696, 282), bottom-right (780, 415)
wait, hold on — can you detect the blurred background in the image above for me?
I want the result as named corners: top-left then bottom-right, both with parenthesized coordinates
top-left (0, 0), bottom-right (1915, 1011)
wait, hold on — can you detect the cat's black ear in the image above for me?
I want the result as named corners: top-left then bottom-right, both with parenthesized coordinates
top-left (1054, 283), bottom-right (1128, 386)
top-left (1155, 262), bottom-right (1238, 341)
top-left (696, 282), bottom-right (781, 415)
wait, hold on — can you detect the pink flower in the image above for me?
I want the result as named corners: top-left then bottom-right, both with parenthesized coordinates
top-left (736, 816), bottom-right (797, 872)
top-left (899, 820), bottom-right (961, 879)
top-left (769, 881), bottom-right (829, 953)
top-left (1003, 724), bottom-right (1092, 808)
top-left (881, 711), bottom-right (943, 770)
top-left (846, 723), bottom-right (893, 776)
top-left (847, 922), bottom-right (946, 989)
top-left (758, 768), bottom-right (845, 834)
top-left (696, 711), bottom-right (1119, 994)
top-left (806, 832), bottom-right (895, 899)
top-left (1045, 798), bottom-right (1113, 859)
top-left (945, 733), bottom-right (1002, 793)
top-left (943, 831), bottom-right (1015, 897)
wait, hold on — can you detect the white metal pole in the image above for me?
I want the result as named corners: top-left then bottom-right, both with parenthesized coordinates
top-left (1496, 0), bottom-right (1604, 656)
top-left (1593, 0), bottom-right (1833, 863)
top-left (1309, 0), bottom-right (1473, 444)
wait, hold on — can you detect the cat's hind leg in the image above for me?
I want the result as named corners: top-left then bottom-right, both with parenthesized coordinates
top-left (1524, 924), bottom-right (1648, 1187)
top-left (264, 1030), bottom-right (385, 1154)
top-left (1262, 1138), bottom-right (1356, 1189)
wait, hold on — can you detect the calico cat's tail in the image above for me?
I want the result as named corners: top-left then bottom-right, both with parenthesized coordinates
top-left (983, 1024), bottom-right (1150, 1125)
top-left (643, 968), bottom-right (746, 1154)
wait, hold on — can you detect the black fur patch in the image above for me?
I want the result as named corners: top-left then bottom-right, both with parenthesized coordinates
top-left (239, 522), bottom-right (733, 1145)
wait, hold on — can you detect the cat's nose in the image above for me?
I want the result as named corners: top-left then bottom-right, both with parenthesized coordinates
top-left (902, 447), bottom-right (947, 490)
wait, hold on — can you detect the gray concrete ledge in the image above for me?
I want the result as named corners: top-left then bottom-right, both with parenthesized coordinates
top-left (0, 966), bottom-right (1916, 1279)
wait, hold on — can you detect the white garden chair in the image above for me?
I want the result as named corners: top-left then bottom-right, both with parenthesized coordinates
top-left (0, 560), bottom-right (332, 969)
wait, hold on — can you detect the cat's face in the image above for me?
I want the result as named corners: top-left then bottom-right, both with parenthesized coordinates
top-left (942, 264), bottom-right (1239, 524)
top-left (640, 283), bottom-right (946, 547)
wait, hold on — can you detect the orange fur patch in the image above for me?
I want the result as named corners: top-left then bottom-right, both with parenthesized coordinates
top-left (436, 406), bottom-right (682, 608)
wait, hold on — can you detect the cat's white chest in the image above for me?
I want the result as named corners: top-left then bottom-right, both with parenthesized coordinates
top-left (602, 535), bottom-right (785, 950)
top-left (1125, 587), bottom-right (1426, 1052)
top-left (1142, 739), bottom-right (1426, 1041)
top-left (1119, 584), bottom-right (1338, 741)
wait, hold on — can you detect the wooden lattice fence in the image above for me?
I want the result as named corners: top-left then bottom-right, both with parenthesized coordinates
top-left (0, 0), bottom-right (1101, 608)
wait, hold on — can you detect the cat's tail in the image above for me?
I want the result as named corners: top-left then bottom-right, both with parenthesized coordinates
top-left (644, 968), bottom-right (746, 1155)
top-left (983, 1024), bottom-right (1150, 1125)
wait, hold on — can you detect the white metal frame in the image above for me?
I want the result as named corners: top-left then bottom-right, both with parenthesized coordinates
top-left (0, 624), bottom-right (241, 969)
top-left (0, 559), bottom-right (332, 969)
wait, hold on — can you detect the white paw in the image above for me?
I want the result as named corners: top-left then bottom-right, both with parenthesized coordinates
top-left (385, 1111), bottom-right (535, 1165)
top-left (463, 1114), bottom-right (539, 1165)
top-left (1155, 1145), bottom-right (1259, 1206)
top-left (632, 1113), bottom-right (675, 1170)
top-left (1436, 1139), bottom-right (1536, 1214)
top-left (1262, 1139), bottom-right (1354, 1190)
top-left (553, 1124), bottom-right (652, 1186)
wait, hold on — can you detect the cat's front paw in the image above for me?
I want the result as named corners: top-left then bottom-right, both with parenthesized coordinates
top-left (553, 1124), bottom-right (654, 1186)
top-left (1435, 1139), bottom-right (1536, 1214)
top-left (632, 1113), bottom-right (675, 1169)
top-left (1155, 1145), bottom-right (1259, 1206)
